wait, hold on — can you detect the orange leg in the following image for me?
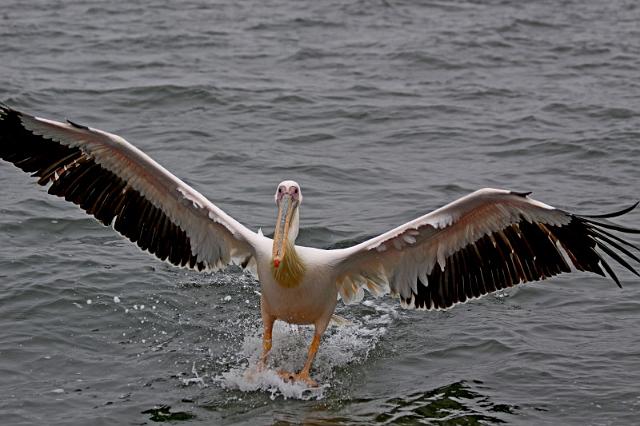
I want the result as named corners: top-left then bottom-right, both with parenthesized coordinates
top-left (279, 331), bottom-right (322, 387)
top-left (258, 315), bottom-right (275, 370)
top-left (298, 333), bottom-right (321, 385)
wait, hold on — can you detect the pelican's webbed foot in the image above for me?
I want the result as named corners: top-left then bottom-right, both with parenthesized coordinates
top-left (277, 370), bottom-right (318, 387)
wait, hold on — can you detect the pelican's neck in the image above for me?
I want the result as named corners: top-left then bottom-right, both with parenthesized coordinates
top-left (285, 207), bottom-right (300, 242)
top-left (271, 209), bottom-right (305, 288)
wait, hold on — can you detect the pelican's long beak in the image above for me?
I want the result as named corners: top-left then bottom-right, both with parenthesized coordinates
top-left (273, 194), bottom-right (297, 268)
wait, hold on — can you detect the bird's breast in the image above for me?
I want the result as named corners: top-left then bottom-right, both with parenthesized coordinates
top-left (257, 249), bottom-right (338, 325)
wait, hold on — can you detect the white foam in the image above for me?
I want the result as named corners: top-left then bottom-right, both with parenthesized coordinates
top-left (181, 362), bottom-right (207, 388)
top-left (218, 364), bottom-right (328, 400)
top-left (214, 300), bottom-right (398, 400)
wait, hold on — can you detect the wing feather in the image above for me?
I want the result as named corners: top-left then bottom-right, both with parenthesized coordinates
top-left (0, 104), bottom-right (263, 272)
top-left (330, 188), bottom-right (639, 308)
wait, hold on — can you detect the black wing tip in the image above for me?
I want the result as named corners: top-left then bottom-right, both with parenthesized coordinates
top-left (600, 256), bottom-right (623, 289)
top-left (510, 190), bottom-right (532, 198)
top-left (579, 203), bottom-right (640, 287)
top-left (66, 119), bottom-right (90, 130)
top-left (580, 217), bottom-right (640, 234)
top-left (580, 201), bottom-right (640, 219)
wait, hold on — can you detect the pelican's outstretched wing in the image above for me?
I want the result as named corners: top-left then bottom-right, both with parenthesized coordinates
top-left (0, 104), bottom-right (264, 272)
top-left (331, 188), bottom-right (639, 309)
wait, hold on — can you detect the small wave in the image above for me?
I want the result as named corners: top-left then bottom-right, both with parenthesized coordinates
top-left (270, 94), bottom-right (316, 105)
top-left (284, 47), bottom-right (338, 62)
top-left (248, 18), bottom-right (344, 32)
top-left (276, 132), bottom-right (336, 144)
top-left (451, 85), bottom-right (521, 102)
top-left (42, 84), bottom-right (227, 109)
top-left (513, 18), bottom-right (563, 29)
top-left (388, 51), bottom-right (470, 70)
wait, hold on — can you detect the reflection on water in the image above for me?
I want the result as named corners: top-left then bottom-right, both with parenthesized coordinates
top-left (307, 380), bottom-right (518, 425)
top-left (374, 380), bottom-right (517, 424)
top-left (142, 405), bottom-right (195, 422)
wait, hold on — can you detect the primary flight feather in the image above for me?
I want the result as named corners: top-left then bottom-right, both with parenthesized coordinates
top-left (1, 104), bottom-right (638, 386)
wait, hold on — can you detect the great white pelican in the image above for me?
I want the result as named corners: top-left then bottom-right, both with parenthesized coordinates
top-left (1, 104), bottom-right (639, 386)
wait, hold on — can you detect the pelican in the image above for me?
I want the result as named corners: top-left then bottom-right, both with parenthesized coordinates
top-left (1, 104), bottom-right (639, 387)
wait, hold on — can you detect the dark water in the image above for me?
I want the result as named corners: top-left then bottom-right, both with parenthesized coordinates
top-left (2, 0), bottom-right (640, 424)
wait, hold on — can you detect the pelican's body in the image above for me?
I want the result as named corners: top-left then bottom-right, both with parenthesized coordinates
top-left (258, 246), bottom-right (338, 326)
top-left (1, 103), bottom-right (639, 386)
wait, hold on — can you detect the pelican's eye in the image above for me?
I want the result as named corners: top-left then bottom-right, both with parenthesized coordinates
top-left (293, 188), bottom-right (298, 194)
top-left (278, 187), bottom-right (283, 193)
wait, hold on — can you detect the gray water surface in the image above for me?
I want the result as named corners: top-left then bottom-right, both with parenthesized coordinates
top-left (1, 0), bottom-right (640, 424)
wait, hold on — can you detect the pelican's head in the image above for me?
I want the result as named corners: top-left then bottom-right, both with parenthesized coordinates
top-left (272, 180), bottom-right (302, 269)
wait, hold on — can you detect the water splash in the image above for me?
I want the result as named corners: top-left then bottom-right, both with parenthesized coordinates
top-left (218, 364), bottom-right (329, 400)
top-left (213, 300), bottom-right (399, 400)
